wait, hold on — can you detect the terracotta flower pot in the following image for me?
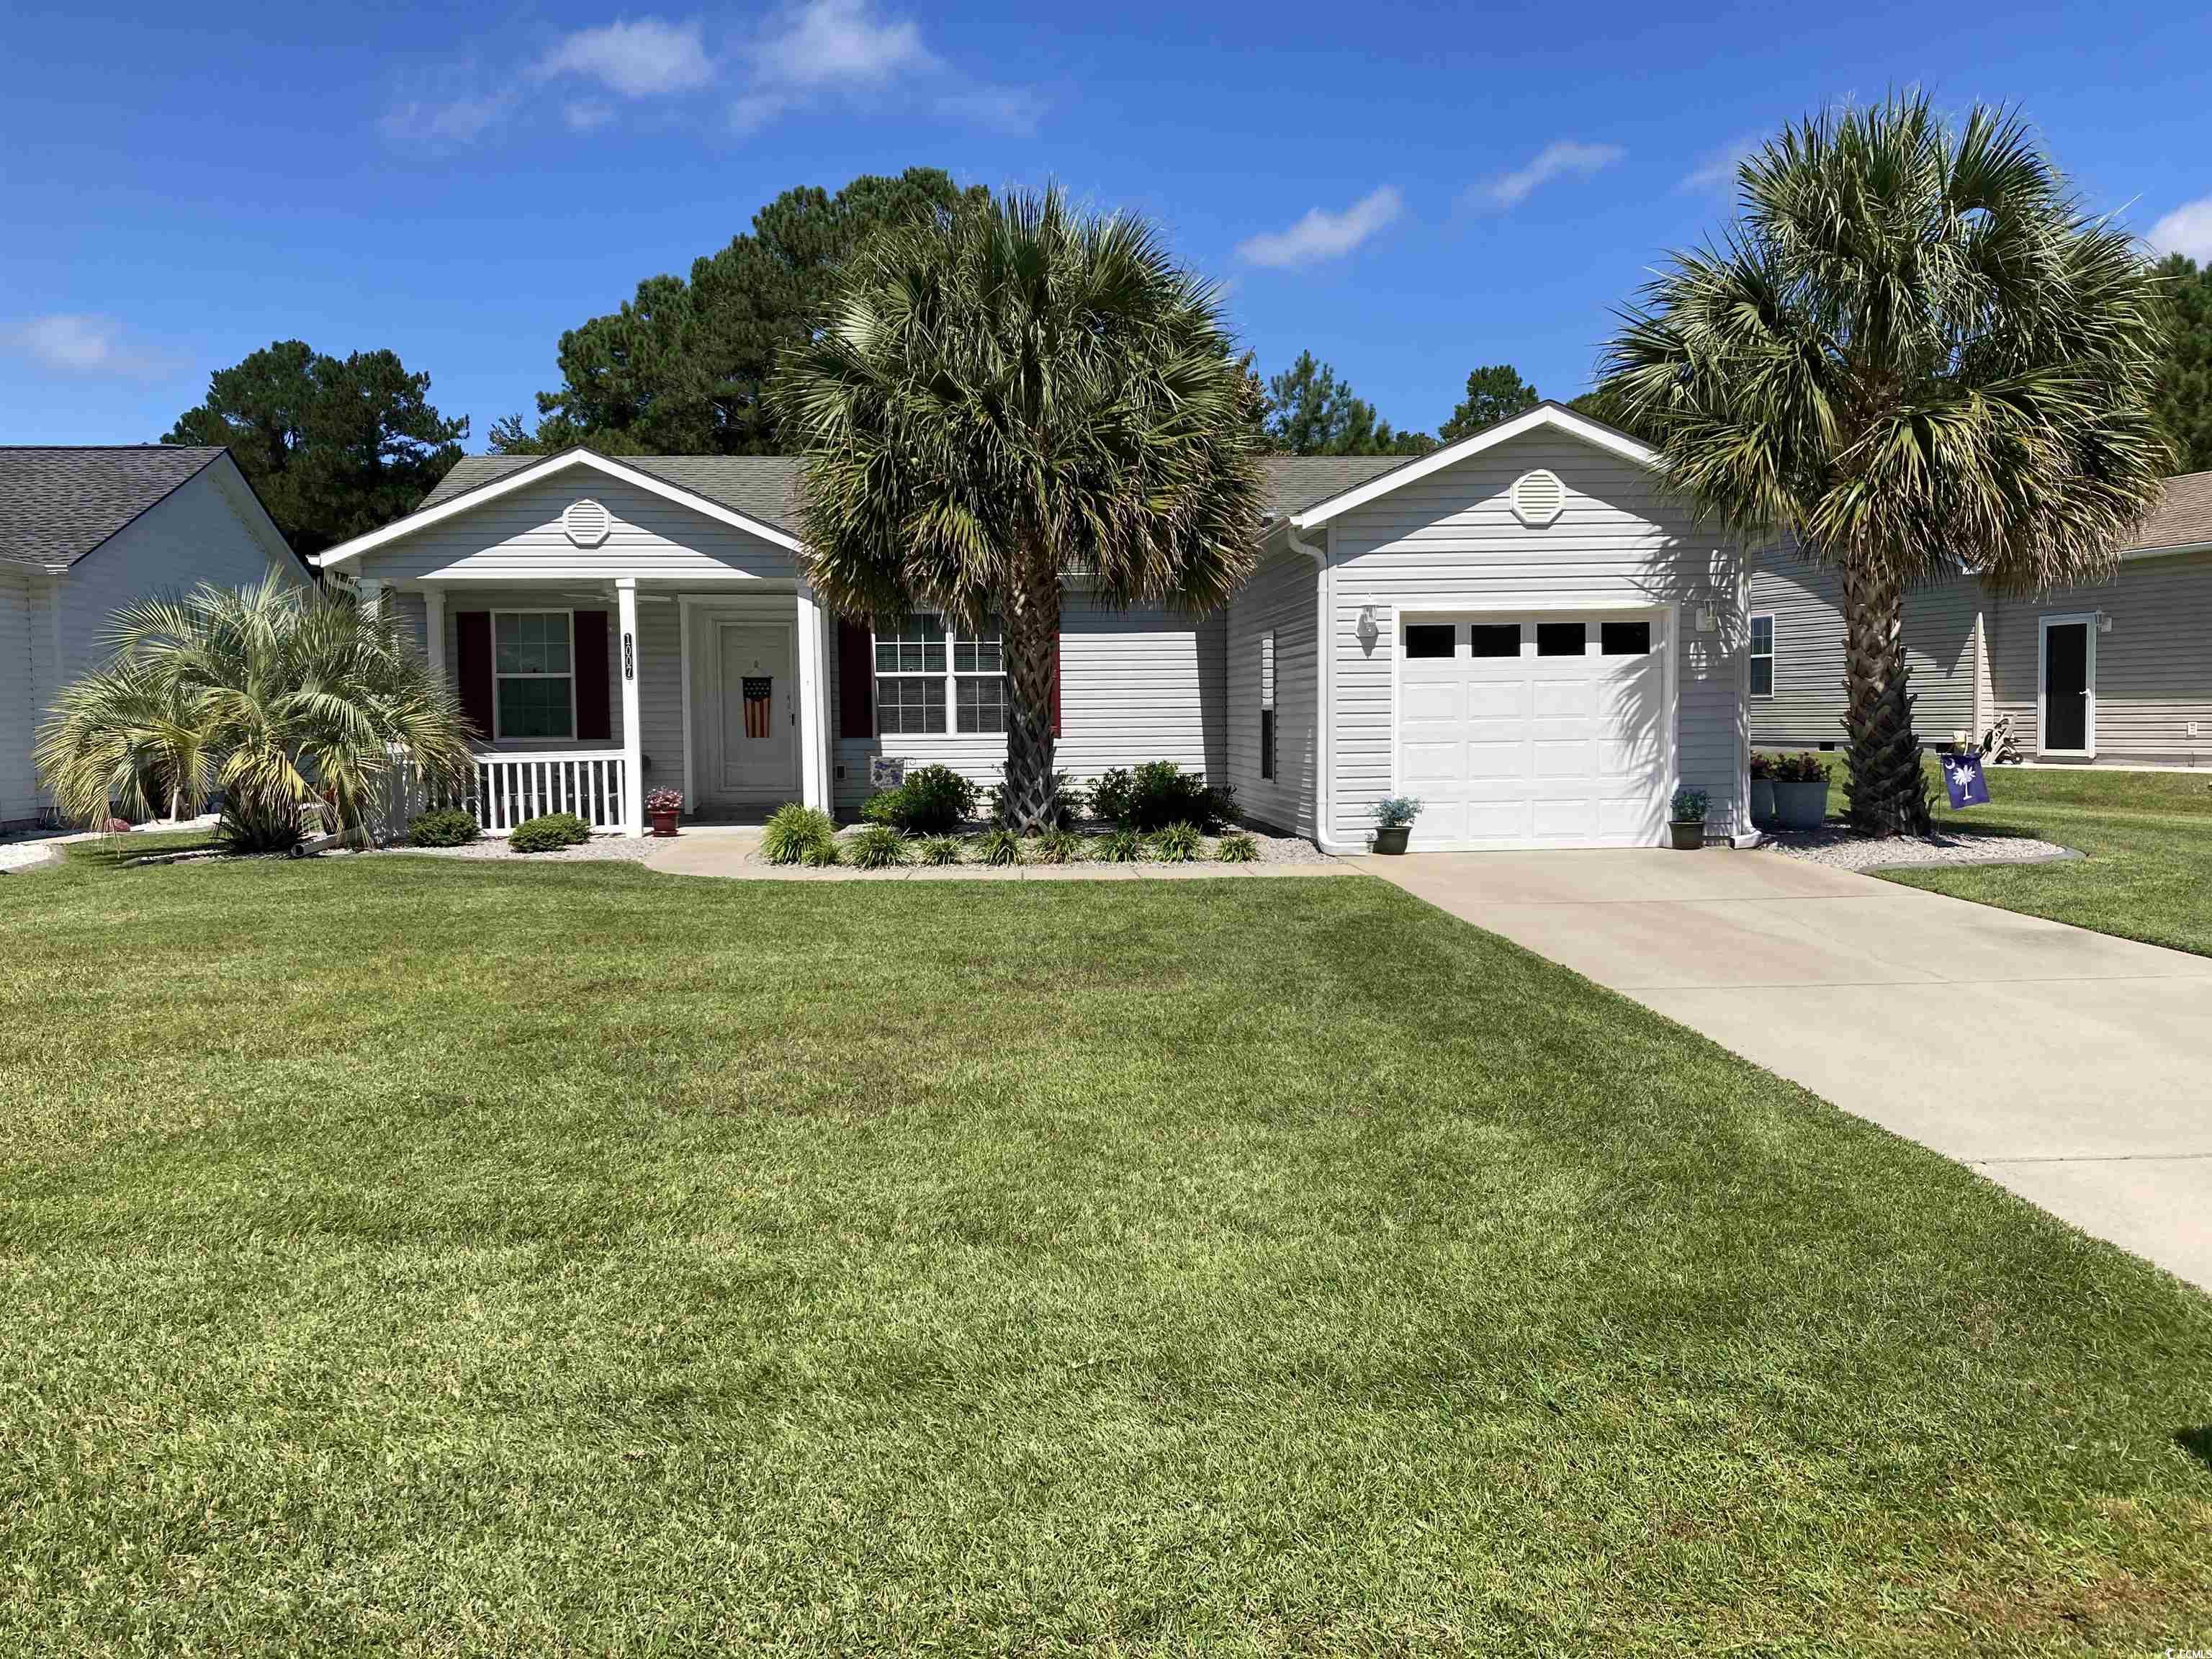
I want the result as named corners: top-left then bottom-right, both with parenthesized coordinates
top-left (1372, 824), bottom-right (1411, 855)
top-left (649, 809), bottom-right (680, 837)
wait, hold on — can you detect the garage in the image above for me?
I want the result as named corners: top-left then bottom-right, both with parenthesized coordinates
top-left (1394, 609), bottom-right (1673, 850)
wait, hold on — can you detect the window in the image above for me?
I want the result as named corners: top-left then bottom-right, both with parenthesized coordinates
top-left (1404, 624), bottom-right (1455, 658)
top-left (1749, 613), bottom-right (1774, 698)
top-left (1468, 624), bottom-right (1520, 658)
top-left (873, 613), bottom-right (1007, 736)
top-left (1600, 620), bottom-right (1651, 656)
top-left (493, 611), bottom-right (575, 739)
top-left (1259, 630), bottom-right (1277, 781)
top-left (1537, 621), bottom-right (1586, 657)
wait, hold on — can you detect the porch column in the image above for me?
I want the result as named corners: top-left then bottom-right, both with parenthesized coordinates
top-left (357, 576), bottom-right (383, 620)
top-left (617, 577), bottom-right (644, 836)
top-left (422, 588), bottom-right (447, 682)
top-left (796, 583), bottom-right (831, 812)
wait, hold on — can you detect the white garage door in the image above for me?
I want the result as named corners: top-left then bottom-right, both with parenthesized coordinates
top-left (1395, 612), bottom-right (1671, 850)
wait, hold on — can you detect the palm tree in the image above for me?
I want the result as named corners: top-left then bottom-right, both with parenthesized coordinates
top-left (1599, 94), bottom-right (2171, 835)
top-left (770, 186), bottom-right (1268, 831)
top-left (36, 577), bottom-right (478, 850)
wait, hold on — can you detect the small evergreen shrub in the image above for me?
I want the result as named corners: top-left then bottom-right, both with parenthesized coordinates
top-left (406, 808), bottom-right (480, 848)
top-left (1152, 820), bottom-right (1202, 862)
top-left (972, 827), bottom-right (1022, 866)
top-left (863, 763), bottom-right (976, 833)
top-left (915, 835), bottom-right (963, 866)
top-left (801, 836), bottom-right (843, 868)
top-left (1097, 828), bottom-right (1144, 863)
top-left (1032, 827), bottom-right (1082, 864)
top-left (1099, 760), bottom-right (1236, 831)
top-left (1088, 767), bottom-right (1133, 825)
top-left (509, 811), bottom-right (590, 853)
top-left (848, 824), bottom-right (908, 869)
top-left (1670, 787), bottom-right (1711, 824)
top-left (1373, 796), bottom-right (1423, 830)
top-left (1215, 832), bottom-right (1258, 863)
top-left (761, 801), bottom-right (835, 865)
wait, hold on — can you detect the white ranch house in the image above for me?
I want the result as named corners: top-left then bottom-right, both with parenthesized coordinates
top-left (313, 403), bottom-right (1768, 850)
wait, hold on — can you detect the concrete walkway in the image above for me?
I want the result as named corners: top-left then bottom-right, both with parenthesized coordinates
top-left (1355, 848), bottom-right (2212, 1291)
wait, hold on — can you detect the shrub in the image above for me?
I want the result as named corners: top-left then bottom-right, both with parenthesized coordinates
top-left (801, 837), bottom-right (843, 868)
top-left (863, 763), bottom-right (976, 833)
top-left (1152, 820), bottom-right (1202, 862)
top-left (915, 835), bottom-right (963, 866)
top-left (1670, 787), bottom-right (1711, 824)
top-left (406, 808), bottom-right (480, 848)
top-left (848, 824), bottom-right (908, 869)
top-left (1032, 827), bottom-right (1082, 864)
top-left (1089, 767), bottom-right (1133, 826)
top-left (1127, 761), bottom-right (1210, 832)
top-left (1374, 796), bottom-right (1423, 829)
top-left (1773, 752), bottom-right (1832, 784)
top-left (509, 811), bottom-right (590, 853)
top-left (1216, 832), bottom-right (1258, 863)
top-left (972, 827), bottom-right (1022, 866)
top-left (989, 770), bottom-right (1085, 828)
top-left (761, 801), bottom-right (835, 865)
top-left (1096, 828), bottom-right (1144, 863)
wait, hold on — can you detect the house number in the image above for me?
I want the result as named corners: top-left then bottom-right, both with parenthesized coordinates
top-left (623, 634), bottom-right (634, 680)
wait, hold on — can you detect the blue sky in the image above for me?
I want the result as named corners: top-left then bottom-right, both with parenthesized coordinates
top-left (7, 0), bottom-right (2211, 449)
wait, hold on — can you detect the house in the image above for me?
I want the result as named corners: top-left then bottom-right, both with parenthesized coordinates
top-left (1750, 469), bottom-right (2212, 766)
top-left (0, 446), bottom-right (305, 829)
top-left (312, 403), bottom-right (1768, 849)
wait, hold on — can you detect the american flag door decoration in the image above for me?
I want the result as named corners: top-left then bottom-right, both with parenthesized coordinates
top-left (742, 676), bottom-right (773, 740)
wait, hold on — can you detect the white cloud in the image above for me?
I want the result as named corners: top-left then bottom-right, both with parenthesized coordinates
top-left (379, 87), bottom-right (516, 148)
top-left (10, 314), bottom-right (157, 377)
top-left (2149, 196), bottom-right (2212, 265)
top-left (564, 99), bottom-right (616, 132)
top-left (755, 0), bottom-right (935, 88)
top-left (934, 84), bottom-right (1045, 138)
top-left (1236, 186), bottom-right (1404, 269)
top-left (727, 91), bottom-right (791, 134)
top-left (1478, 140), bottom-right (1627, 210)
top-left (1678, 132), bottom-right (1763, 195)
top-left (534, 17), bottom-right (713, 97)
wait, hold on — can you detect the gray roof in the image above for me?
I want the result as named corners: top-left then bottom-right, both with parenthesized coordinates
top-left (0, 446), bottom-right (226, 572)
top-left (2134, 469), bottom-right (2212, 554)
top-left (416, 449), bottom-right (1407, 530)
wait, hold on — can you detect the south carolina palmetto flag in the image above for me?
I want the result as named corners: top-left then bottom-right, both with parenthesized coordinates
top-left (743, 676), bottom-right (773, 739)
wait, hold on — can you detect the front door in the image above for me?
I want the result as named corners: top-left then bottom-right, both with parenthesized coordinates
top-left (2043, 621), bottom-right (2091, 753)
top-left (716, 623), bottom-right (797, 799)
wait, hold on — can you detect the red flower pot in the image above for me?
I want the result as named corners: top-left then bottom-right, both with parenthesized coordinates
top-left (650, 809), bottom-right (680, 837)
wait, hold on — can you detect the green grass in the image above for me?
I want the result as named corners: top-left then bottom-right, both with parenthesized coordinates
top-left (1768, 750), bottom-right (2212, 957)
top-left (4, 849), bottom-right (2211, 1654)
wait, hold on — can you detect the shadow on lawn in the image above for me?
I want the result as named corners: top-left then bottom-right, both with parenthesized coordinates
top-left (60, 830), bottom-right (222, 872)
top-left (2177, 1426), bottom-right (2212, 1473)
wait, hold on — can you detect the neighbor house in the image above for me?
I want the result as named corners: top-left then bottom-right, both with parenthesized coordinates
top-left (1750, 469), bottom-right (2212, 766)
top-left (0, 446), bottom-right (305, 829)
top-left (312, 403), bottom-right (1770, 849)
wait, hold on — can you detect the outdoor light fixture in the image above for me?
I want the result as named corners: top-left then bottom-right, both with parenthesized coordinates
top-left (2096, 611), bottom-right (2113, 633)
top-left (1357, 605), bottom-right (1379, 645)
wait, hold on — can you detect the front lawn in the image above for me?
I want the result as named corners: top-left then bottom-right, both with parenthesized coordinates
top-left (1770, 751), bottom-right (2212, 957)
top-left (3, 851), bottom-right (2210, 1653)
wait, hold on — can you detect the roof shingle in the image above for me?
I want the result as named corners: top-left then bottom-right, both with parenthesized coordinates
top-left (0, 446), bottom-right (227, 572)
top-left (2134, 469), bottom-right (2212, 554)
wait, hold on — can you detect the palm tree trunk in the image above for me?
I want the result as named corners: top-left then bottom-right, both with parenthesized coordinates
top-left (1837, 559), bottom-right (1932, 837)
top-left (1000, 549), bottom-right (1061, 833)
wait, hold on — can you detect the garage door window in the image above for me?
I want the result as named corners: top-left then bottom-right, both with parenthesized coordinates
top-left (1600, 621), bottom-right (1651, 655)
top-left (1537, 622), bottom-right (1586, 657)
top-left (1469, 624), bottom-right (1519, 657)
top-left (1404, 624), bottom-right (1455, 658)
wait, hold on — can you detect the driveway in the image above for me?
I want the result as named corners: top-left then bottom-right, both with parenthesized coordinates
top-left (1357, 848), bottom-right (2212, 1291)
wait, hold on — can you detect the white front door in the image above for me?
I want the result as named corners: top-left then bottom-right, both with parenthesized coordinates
top-left (716, 623), bottom-right (798, 799)
top-left (1395, 612), bottom-right (1671, 850)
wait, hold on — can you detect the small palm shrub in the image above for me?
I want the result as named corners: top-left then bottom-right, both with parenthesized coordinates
top-left (862, 763), bottom-right (976, 833)
top-left (510, 811), bottom-right (590, 853)
top-left (801, 837), bottom-right (842, 868)
top-left (1152, 820), bottom-right (1202, 862)
top-left (761, 801), bottom-right (835, 864)
top-left (406, 808), bottom-right (480, 848)
top-left (1215, 832), bottom-right (1258, 863)
top-left (915, 835), bottom-right (963, 866)
top-left (972, 827), bottom-right (1022, 866)
top-left (1096, 828), bottom-right (1144, 863)
top-left (1032, 827), bottom-right (1082, 864)
top-left (848, 824), bottom-right (908, 869)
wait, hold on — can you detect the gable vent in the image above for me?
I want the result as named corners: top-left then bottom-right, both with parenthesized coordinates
top-left (1509, 469), bottom-right (1565, 527)
top-left (562, 498), bottom-right (612, 547)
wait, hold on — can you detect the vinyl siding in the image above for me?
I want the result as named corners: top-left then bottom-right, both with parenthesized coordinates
top-left (351, 472), bottom-right (796, 585)
top-left (1325, 431), bottom-right (1752, 840)
top-left (1989, 550), bottom-right (2212, 764)
top-left (417, 587), bottom-right (638, 752)
top-left (0, 568), bottom-right (36, 826)
top-left (829, 587), bottom-right (1224, 819)
top-left (1223, 547), bottom-right (1318, 835)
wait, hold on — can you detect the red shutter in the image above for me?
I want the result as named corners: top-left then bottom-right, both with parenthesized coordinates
top-left (1050, 632), bottom-right (1061, 739)
top-left (837, 617), bottom-right (874, 738)
top-left (456, 611), bottom-right (493, 739)
top-left (572, 610), bottom-right (611, 740)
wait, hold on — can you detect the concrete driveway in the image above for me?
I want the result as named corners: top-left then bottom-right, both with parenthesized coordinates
top-left (1356, 848), bottom-right (2212, 1291)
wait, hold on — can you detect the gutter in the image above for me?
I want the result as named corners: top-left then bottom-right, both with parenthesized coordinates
top-left (1285, 521), bottom-right (1368, 856)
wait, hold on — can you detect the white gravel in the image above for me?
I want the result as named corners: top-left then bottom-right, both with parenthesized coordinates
top-left (1758, 826), bottom-right (2077, 871)
top-left (0, 840), bottom-right (63, 873)
top-left (373, 834), bottom-right (662, 865)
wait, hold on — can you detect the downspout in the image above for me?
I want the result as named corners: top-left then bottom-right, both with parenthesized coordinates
top-left (1732, 541), bottom-right (1761, 848)
top-left (1285, 520), bottom-right (1364, 855)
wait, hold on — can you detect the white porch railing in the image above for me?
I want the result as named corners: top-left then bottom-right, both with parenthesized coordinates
top-left (392, 750), bottom-right (630, 836)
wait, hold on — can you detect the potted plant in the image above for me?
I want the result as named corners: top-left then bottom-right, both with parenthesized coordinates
top-left (1748, 752), bottom-right (1776, 827)
top-left (1668, 787), bottom-right (1709, 849)
top-left (1371, 796), bottom-right (1421, 855)
top-left (644, 786), bottom-right (683, 837)
top-left (1769, 752), bottom-right (1830, 831)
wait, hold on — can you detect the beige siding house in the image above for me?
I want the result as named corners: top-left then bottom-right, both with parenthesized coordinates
top-left (316, 404), bottom-right (1766, 848)
top-left (1750, 470), bottom-right (2212, 766)
top-left (0, 446), bottom-right (303, 828)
